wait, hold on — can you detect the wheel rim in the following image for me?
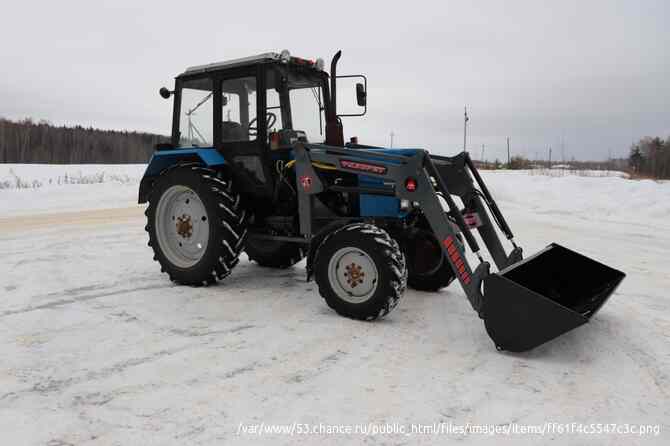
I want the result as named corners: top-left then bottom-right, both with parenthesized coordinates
top-left (155, 185), bottom-right (209, 268)
top-left (327, 247), bottom-right (379, 303)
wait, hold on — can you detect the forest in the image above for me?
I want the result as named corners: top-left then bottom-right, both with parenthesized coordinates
top-left (0, 118), bottom-right (163, 164)
top-left (629, 136), bottom-right (670, 179)
top-left (1, 118), bottom-right (669, 180)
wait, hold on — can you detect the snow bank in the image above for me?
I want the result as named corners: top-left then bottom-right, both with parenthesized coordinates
top-left (0, 164), bottom-right (146, 189)
top-left (481, 170), bottom-right (670, 223)
top-left (0, 164), bottom-right (146, 216)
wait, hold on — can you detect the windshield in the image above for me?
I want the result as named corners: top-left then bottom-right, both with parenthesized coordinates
top-left (269, 69), bottom-right (325, 142)
top-left (289, 82), bottom-right (324, 142)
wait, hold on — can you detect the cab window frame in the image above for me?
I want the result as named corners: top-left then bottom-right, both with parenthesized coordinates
top-left (212, 65), bottom-right (266, 150)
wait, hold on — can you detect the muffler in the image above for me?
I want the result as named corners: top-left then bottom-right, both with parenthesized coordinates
top-left (482, 244), bottom-right (625, 352)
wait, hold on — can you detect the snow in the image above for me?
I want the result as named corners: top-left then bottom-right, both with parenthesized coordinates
top-left (1, 164), bottom-right (669, 445)
top-left (483, 170), bottom-right (670, 223)
top-left (0, 164), bottom-right (146, 216)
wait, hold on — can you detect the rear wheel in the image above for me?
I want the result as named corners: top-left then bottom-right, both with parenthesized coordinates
top-left (145, 165), bottom-right (247, 285)
top-left (314, 223), bottom-right (407, 320)
top-left (404, 228), bottom-right (457, 292)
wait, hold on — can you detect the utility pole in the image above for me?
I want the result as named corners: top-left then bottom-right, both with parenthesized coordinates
top-left (561, 135), bottom-right (565, 163)
top-left (481, 144), bottom-right (485, 162)
top-left (390, 131), bottom-right (394, 148)
top-left (548, 146), bottom-right (552, 166)
top-left (463, 106), bottom-right (469, 152)
top-left (506, 137), bottom-right (511, 166)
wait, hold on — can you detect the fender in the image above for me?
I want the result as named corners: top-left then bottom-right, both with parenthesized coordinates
top-left (138, 148), bottom-right (226, 203)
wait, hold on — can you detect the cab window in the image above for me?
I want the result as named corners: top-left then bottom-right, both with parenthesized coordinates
top-left (179, 78), bottom-right (213, 146)
top-left (221, 76), bottom-right (257, 142)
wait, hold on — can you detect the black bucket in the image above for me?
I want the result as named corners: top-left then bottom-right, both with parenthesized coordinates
top-left (482, 244), bottom-right (625, 352)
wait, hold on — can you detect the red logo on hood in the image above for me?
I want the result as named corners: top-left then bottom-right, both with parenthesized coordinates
top-left (340, 159), bottom-right (387, 175)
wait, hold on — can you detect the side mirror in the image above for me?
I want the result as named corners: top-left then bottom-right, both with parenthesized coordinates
top-left (356, 83), bottom-right (366, 106)
top-left (159, 87), bottom-right (172, 99)
top-left (335, 74), bottom-right (367, 117)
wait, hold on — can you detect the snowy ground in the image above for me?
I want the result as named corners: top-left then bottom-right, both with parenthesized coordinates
top-left (0, 164), bottom-right (146, 216)
top-left (1, 165), bottom-right (668, 445)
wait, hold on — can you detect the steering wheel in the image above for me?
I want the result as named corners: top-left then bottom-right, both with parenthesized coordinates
top-left (248, 112), bottom-right (277, 136)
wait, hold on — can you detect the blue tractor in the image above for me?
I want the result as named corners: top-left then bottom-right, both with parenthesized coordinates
top-left (139, 50), bottom-right (624, 352)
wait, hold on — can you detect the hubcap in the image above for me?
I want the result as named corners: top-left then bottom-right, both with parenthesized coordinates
top-left (155, 185), bottom-right (209, 268)
top-left (328, 247), bottom-right (379, 303)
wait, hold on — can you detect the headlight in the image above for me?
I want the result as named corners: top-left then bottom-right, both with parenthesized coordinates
top-left (280, 49), bottom-right (291, 63)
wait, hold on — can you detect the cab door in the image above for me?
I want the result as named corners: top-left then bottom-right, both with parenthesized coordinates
top-left (214, 65), bottom-right (274, 199)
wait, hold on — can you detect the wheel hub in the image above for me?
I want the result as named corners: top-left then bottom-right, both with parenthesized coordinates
top-left (176, 214), bottom-right (193, 238)
top-left (155, 185), bottom-right (210, 268)
top-left (327, 247), bottom-right (379, 303)
top-left (344, 262), bottom-right (365, 288)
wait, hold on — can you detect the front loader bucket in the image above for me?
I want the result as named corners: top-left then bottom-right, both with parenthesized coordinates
top-left (482, 244), bottom-right (625, 352)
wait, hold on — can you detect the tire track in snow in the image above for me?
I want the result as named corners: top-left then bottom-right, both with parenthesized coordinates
top-left (0, 284), bottom-right (174, 318)
top-left (0, 206), bottom-right (143, 234)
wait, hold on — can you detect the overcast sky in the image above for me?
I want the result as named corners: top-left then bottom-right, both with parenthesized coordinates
top-left (1, 0), bottom-right (668, 161)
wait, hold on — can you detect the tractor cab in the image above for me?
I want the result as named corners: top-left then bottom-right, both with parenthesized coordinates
top-left (159, 51), bottom-right (364, 200)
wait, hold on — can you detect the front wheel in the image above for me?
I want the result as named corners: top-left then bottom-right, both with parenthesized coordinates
top-left (314, 223), bottom-right (407, 320)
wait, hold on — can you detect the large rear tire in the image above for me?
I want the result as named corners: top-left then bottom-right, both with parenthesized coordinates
top-left (314, 223), bottom-right (407, 320)
top-left (404, 228), bottom-right (457, 292)
top-left (145, 165), bottom-right (247, 285)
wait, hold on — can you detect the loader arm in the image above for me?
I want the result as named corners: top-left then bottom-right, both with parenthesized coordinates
top-left (429, 152), bottom-right (523, 271)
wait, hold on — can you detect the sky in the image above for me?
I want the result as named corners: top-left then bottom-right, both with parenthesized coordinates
top-left (1, 0), bottom-right (668, 161)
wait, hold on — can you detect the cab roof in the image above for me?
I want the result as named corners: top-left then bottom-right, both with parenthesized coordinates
top-left (178, 51), bottom-right (324, 78)
top-left (180, 52), bottom-right (282, 77)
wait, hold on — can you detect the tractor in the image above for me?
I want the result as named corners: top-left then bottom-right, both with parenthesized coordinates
top-left (139, 50), bottom-right (625, 352)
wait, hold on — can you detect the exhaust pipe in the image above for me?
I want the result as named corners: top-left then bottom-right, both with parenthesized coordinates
top-left (325, 50), bottom-right (344, 146)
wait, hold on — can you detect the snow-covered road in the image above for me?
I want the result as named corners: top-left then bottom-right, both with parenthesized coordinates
top-left (1, 166), bottom-right (668, 445)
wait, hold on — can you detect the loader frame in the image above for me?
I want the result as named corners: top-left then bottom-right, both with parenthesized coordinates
top-left (285, 142), bottom-right (523, 317)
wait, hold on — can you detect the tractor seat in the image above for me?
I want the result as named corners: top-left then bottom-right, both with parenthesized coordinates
top-left (221, 121), bottom-right (246, 142)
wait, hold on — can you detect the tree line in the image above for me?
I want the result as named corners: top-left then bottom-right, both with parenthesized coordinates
top-left (0, 118), bottom-right (164, 164)
top-left (629, 137), bottom-right (670, 179)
